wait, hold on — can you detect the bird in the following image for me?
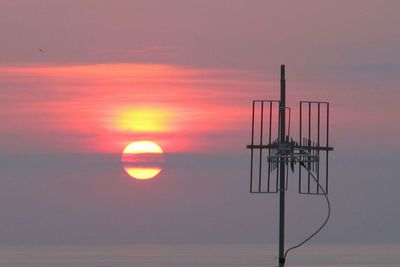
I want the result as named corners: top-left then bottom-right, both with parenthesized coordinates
top-left (38, 48), bottom-right (44, 52)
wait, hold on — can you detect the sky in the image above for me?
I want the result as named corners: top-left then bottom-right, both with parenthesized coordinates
top-left (0, 0), bottom-right (400, 247)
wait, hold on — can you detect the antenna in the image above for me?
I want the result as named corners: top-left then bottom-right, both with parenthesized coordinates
top-left (246, 65), bottom-right (334, 267)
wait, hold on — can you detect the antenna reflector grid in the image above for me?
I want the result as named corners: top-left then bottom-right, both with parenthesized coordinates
top-left (299, 101), bottom-right (333, 195)
top-left (248, 100), bottom-right (281, 193)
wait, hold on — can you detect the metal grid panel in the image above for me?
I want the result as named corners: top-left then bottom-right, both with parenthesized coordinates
top-left (249, 100), bottom-right (281, 193)
top-left (299, 101), bottom-right (331, 195)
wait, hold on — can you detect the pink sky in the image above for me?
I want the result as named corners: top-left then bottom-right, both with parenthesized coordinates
top-left (1, 0), bottom-right (399, 155)
top-left (0, 63), bottom-right (268, 153)
top-left (0, 0), bottom-right (400, 247)
top-left (1, 62), bottom-right (398, 156)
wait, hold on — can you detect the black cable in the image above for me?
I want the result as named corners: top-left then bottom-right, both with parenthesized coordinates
top-left (283, 162), bottom-right (331, 262)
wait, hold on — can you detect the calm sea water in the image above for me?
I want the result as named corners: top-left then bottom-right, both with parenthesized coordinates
top-left (0, 244), bottom-right (398, 267)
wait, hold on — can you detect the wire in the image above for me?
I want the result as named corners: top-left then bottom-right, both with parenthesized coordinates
top-left (283, 162), bottom-right (331, 262)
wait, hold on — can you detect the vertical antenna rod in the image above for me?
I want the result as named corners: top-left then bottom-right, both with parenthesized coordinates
top-left (279, 65), bottom-right (286, 267)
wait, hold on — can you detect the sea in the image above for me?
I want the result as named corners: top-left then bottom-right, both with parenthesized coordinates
top-left (0, 243), bottom-right (399, 267)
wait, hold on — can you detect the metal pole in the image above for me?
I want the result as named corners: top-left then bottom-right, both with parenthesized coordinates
top-left (279, 65), bottom-right (286, 267)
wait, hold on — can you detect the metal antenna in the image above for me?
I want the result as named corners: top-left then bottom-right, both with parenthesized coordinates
top-left (246, 65), bottom-right (334, 267)
top-left (278, 65), bottom-right (286, 266)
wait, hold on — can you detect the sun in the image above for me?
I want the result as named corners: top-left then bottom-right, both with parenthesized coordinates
top-left (122, 140), bottom-right (163, 154)
top-left (121, 141), bottom-right (164, 180)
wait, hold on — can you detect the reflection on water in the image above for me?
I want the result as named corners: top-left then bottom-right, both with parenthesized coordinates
top-left (0, 244), bottom-right (399, 267)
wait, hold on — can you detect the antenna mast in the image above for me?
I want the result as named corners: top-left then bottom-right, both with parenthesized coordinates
top-left (247, 65), bottom-right (334, 267)
top-left (278, 65), bottom-right (286, 267)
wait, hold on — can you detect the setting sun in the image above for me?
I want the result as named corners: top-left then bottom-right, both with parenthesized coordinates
top-left (123, 167), bottom-right (162, 180)
top-left (121, 141), bottom-right (164, 180)
top-left (123, 140), bottom-right (163, 154)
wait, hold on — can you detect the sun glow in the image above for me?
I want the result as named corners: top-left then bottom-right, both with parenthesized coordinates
top-left (121, 141), bottom-right (164, 180)
top-left (0, 63), bottom-right (254, 154)
top-left (114, 108), bottom-right (174, 133)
